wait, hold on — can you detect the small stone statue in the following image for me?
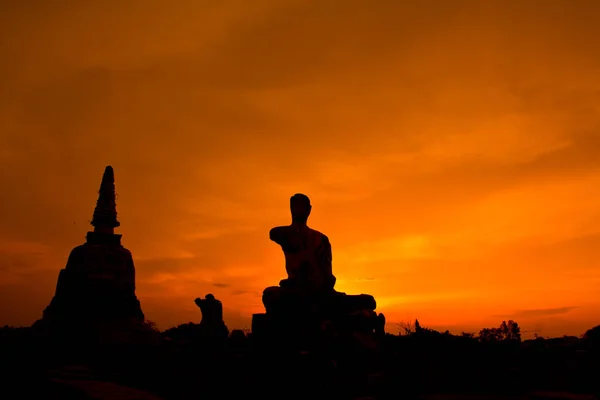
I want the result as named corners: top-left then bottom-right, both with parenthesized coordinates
top-left (195, 294), bottom-right (223, 325)
top-left (194, 294), bottom-right (228, 340)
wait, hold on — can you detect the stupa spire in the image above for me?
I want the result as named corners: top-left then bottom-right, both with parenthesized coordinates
top-left (91, 166), bottom-right (120, 234)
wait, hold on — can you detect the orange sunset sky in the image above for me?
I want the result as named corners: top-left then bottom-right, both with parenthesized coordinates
top-left (1, 0), bottom-right (600, 338)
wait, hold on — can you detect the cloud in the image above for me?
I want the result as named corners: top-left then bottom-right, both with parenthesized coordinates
top-left (212, 283), bottom-right (230, 288)
top-left (0, 240), bottom-right (57, 286)
top-left (0, 240), bottom-right (51, 256)
top-left (494, 307), bottom-right (579, 319)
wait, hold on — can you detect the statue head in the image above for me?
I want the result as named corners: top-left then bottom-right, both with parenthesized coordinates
top-left (290, 193), bottom-right (311, 224)
top-left (205, 293), bottom-right (215, 300)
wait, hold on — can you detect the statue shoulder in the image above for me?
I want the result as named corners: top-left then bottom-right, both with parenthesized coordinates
top-left (308, 228), bottom-right (329, 241)
top-left (270, 225), bottom-right (287, 234)
top-left (269, 226), bottom-right (288, 242)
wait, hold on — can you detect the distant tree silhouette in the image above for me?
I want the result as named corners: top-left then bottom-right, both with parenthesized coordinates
top-left (0, 325), bottom-right (16, 333)
top-left (582, 325), bottom-right (600, 352)
top-left (583, 325), bottom-right (600, 341)
top-left (478, 327), bottom-right (502, 342)
top-left (140, 320), bottom-right (159, 332)
top-left (478, 320), bottom-right (521, 342)
top-left (0, 325), bottom-right (30, 342)
top-left (162, 322), bottom-right (200, 343)
top-left (500, 320), bottom-right (521, 342)
top-left (397, 320), bottom-right (414, 336)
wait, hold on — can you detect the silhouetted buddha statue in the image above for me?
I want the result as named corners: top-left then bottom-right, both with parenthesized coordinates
top-left (269, 193), bottom-right (335, 292)
top-left (261, 194), bottom-right (377, 318)
top-left (38, 166), bottom-right (144, 330)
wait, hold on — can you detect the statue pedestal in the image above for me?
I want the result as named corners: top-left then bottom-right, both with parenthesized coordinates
top-left (252, 289), bottom-right (385, 355)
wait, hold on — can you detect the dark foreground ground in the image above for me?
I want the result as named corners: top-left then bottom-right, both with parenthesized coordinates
top-left (1, 329), bottom-right (599, 400)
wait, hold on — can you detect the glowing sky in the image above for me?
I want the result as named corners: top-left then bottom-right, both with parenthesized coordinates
top-left (1, 0), bottom-right (600, 337)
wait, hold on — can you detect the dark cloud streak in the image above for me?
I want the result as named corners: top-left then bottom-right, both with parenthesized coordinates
top-left (493, 306), bottom-right (579, 319)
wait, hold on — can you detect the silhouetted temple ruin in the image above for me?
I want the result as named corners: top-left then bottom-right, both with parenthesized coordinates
top-left (37, 166), bottom-right (144, 332)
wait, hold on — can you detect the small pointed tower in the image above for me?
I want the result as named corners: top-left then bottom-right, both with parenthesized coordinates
top-left (85, 166), bottom-right (123, 245)
top-left (39, 165), bottom-right (144, 331)
top-left (91, 166), bottom-right (120, 234)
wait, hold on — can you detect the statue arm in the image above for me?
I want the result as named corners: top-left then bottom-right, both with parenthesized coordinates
top-left (269, 226), bottom-right (297, 250)
top-left (271, 225), bottom-right (306, 253)
top-left (269, 226), bottom-right (289, 246)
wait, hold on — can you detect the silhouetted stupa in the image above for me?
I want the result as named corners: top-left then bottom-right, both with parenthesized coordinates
top-left (39, 166), bottom-right (144, 329)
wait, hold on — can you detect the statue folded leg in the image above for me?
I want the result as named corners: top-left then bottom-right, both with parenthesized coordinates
top-left (264, 287), bottom-right (376, 318)
top-left (331, 293), bottom-right (376, 313)
top-left (262, 279), bottom-right (322, 315)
